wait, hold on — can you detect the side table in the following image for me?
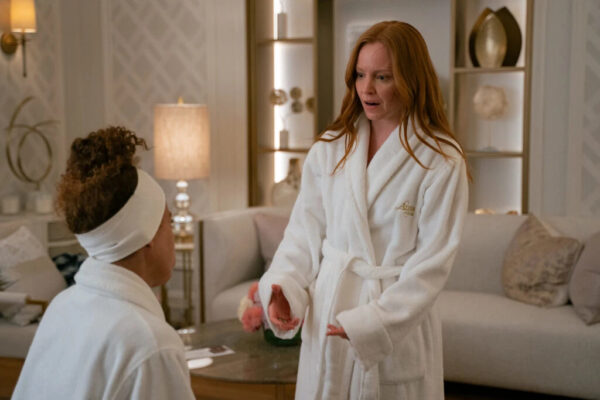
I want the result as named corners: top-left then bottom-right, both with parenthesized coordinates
top-left (183, 319), bottom-right (299, 400)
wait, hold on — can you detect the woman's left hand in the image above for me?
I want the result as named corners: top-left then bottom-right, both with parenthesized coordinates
top-left (326, 324), bottom-right (348, 340)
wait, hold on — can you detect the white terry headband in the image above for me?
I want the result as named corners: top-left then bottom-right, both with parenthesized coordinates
top-left (75, 168), bottom-right (166, 263)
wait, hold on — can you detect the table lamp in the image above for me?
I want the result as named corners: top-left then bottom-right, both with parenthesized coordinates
top-left (154, 99), bottom-right (210, 240)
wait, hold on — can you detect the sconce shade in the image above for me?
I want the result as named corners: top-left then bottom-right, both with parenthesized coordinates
top-left (154, 104), bottom-right (210, 181)
top-left (10, 0), bottom-right (37, 33)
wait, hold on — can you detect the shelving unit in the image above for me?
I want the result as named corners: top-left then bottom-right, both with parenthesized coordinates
top-left (247, 0), bottom-right (333, 206)
top-left (449, 0), bottom-right (533, 214)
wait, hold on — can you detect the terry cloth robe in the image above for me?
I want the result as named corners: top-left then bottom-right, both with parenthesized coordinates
top-left (258, 114), bottom-right (468, 400)
top-left (12, 257), bottom-right (195, 400)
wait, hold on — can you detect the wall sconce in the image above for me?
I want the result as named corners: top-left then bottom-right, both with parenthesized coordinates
top-left (1, 0), bottom-right (37, 77)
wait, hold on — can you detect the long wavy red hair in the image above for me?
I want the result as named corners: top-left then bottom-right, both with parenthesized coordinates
top-left (320, 21), bottom-right (467, 174)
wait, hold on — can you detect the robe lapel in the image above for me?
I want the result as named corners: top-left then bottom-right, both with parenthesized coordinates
top-left (344, 115), bottom-right (376, 263)
top-left (366, 122), bottom-right (422, 209)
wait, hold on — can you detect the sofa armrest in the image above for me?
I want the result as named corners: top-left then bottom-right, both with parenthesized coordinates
top-left (199, 207), bottom-right (289, 322)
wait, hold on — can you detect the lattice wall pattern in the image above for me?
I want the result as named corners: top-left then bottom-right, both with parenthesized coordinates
top-left (104, 0), bottom-right (209, 212)
top-left (0, 0), bottom-right (65, 203)
top-left (582, 1), bottom-right (600, 215)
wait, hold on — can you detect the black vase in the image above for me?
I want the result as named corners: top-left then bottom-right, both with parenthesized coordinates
top-left (263, 327), bottom-right (302, 346)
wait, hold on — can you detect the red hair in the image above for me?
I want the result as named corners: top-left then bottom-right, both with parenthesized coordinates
top-left (320, 21), bottom-right (468, 174)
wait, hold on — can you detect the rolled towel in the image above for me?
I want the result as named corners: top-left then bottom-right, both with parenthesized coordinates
top-left (0, 291), bottom-right (28, 306)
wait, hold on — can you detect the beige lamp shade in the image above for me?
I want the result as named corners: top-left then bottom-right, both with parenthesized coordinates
top-left (11, 0), bottom-right (36, 33)
top-left (154, 104), bottom-right (210, 181)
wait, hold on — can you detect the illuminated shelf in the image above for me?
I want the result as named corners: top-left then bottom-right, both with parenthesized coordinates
top-left (258, 147), bottom-right (311, 154)
top-left (465, 151), bottom-right (524, 158)
top-left (453, 66), bottom-right (525, 74)
top-left (257, 37), bottom-right (314, 46)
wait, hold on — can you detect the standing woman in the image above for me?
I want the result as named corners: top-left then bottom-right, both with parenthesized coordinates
top-left (259, 21), bottom-right (469, 399)
top-left (13, 127), bottom-right (195, 399)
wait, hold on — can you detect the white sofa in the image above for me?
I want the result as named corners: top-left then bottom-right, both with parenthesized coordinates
top-left (200, 208), bottom-right (600, 399)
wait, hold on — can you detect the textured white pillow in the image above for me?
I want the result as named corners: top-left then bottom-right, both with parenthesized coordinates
top-left (1, 256), bottom-right (67, 326)
top-left (0, 226), bottom-right (47, 270)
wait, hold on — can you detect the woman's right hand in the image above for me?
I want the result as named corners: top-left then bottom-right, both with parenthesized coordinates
top-left (268, 284), bottom-right (300, 331)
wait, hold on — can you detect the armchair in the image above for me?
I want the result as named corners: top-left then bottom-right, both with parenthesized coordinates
top-left (199, 207), bottom-right (290, 322)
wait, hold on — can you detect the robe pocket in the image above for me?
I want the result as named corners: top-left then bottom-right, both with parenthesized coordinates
top-left (392, 202), bottom-right (419, 254)
top-left (380, 324), bottom-right (426, 383)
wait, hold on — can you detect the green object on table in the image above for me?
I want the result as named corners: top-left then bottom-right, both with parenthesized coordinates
top-left (263, 327), bottom-right (301, 346)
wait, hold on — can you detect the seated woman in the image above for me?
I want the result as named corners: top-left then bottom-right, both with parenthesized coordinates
top-left (12, 127), bottom-right (195, 399)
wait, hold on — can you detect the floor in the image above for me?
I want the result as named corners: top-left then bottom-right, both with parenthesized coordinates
top-left (0, 382), bottom-right (583, 400)
top-left (444, 382), bottom-right (580, 400)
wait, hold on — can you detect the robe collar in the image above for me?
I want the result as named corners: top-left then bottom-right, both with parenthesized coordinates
top-left (74, 257), bottom-right (165, 320)
top-left (344, 114), bottom-right (423, 262)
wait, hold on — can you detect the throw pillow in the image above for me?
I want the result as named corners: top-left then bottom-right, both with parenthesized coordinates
top-left (0, 256), bottom-right (67, 326)
top-left (502, 215), bottom-right (583, 307)
top-left (569, 231), bottom-right (600, 324)
top-left (253, 213), bottom-right (289, 271)
top-left (0, 225), bottom-right (47, 270)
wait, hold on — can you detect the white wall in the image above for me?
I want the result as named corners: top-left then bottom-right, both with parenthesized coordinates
top-left (530, 0), bottom-right (600, 217)
top-left (333, 0), bottom-right (451, 114)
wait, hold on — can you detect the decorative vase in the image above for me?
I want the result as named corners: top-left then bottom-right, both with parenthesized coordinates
top-left (263, 327), bottom-right (301, 346)
top-left (474, 12), bottom-right (507, 68)
top-left (271, 158), bottom-right (301, 208)
top-left (495, 7), bottom-right (522, 66)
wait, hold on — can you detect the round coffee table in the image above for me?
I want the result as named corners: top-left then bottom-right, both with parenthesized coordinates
top-left (182, 319), bottom-right (300, 400)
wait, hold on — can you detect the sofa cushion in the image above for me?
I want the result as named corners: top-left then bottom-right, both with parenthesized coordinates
top-left (569, 231), bottom-right (600, 325)
top-left (253, 213), bottom-right (289, 271)
top-left (208, 279), bottom-right (259, 322)
top-left (0, 226), bottom-right (47, 270)
top-left (439, 290), bottom-right (600, 399)
top-left (446, 214), bottom-right (527, 295)
top-left (502, 215), bottom-right (582, 307)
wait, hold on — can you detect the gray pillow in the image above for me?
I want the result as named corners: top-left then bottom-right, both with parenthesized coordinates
top-left (502, 215), bottom-right (583, 307)
top-left (253, 213), bottom-right (289, 271)
top-left (569, 231), bottom-right (600, 324)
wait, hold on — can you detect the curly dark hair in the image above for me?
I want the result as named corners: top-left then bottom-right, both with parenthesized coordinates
top-left (55, 126), bottom-right (148, 234)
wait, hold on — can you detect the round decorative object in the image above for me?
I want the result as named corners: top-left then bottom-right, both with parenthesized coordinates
top-left (291, 100), bottom-right (304, 113)
top-left (6, 97), bottom-right (57, 190)
top-left (474, 12), bottom-right (507, 68)
top-left (263, 327), bottom-right (301, 346)
top-left (473, 85), bottom-right (508, 120)
top-left (1, 33), bottom-right (18, 55)
top-left (269, 89), bottom-right (288, 106)
top-left (290, 86), bottom-right (302, 100)
top-left (305, 97), bottom-right (315, 113)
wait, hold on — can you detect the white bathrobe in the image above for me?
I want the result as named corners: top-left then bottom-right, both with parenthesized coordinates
top-left (12, 257), bottom-right (195, 400)
top-left (259, 115), bottom-right (468, 399)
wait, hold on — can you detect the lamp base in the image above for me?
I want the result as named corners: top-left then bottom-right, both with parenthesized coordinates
top-left (172, 180), bottom-right (195, 239)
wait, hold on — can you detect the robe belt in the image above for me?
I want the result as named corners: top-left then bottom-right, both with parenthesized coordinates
top-left (321, 240), bottom-right (404, 280)
top-left (320, 240), bottom-right (403, 400)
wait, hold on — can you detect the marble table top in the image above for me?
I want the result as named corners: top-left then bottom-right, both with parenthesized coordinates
top-left (182, 319), bottom-right (300, 384)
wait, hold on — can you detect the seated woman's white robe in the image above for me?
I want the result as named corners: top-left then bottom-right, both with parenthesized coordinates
top-left (259, 115), bottom-right (468, 400)
top-left (12, 258), bottom-right (195, 400)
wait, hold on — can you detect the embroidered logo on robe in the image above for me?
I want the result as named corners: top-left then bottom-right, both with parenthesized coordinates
top-left (397, 201), bottom-right (415, 216)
